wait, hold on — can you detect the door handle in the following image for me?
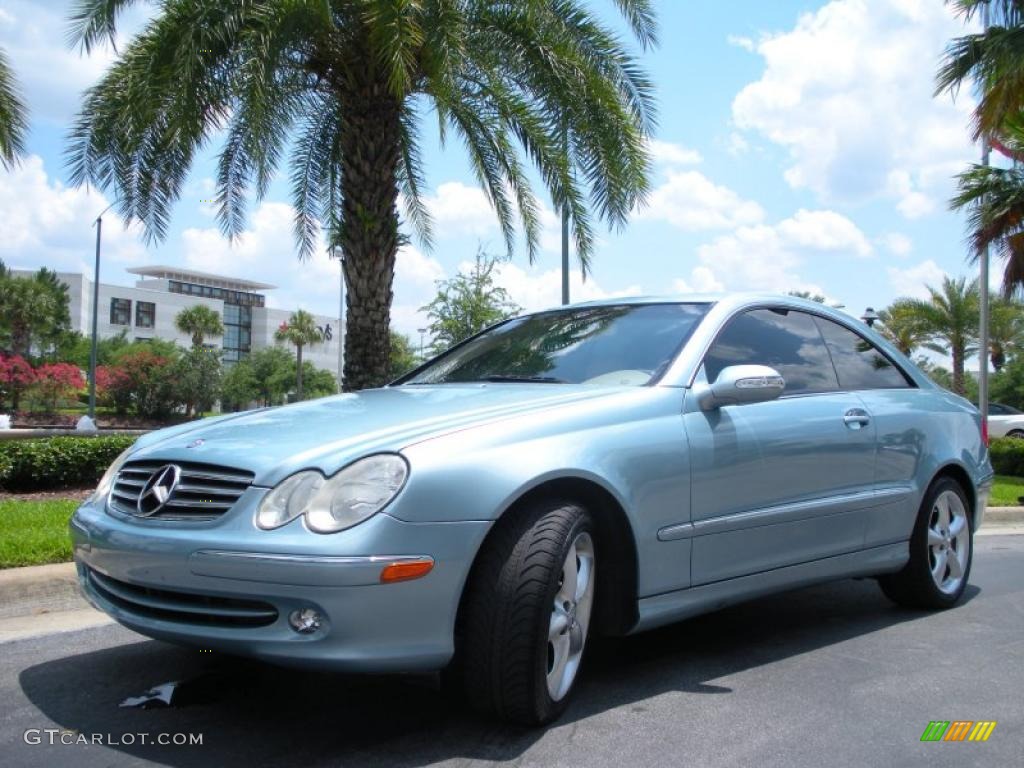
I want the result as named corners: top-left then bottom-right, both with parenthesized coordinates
top-left (843, 408), bottom-right (871, 429)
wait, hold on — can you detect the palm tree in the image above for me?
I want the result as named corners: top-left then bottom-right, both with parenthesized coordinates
top-left (275, 309), bottom-right (323, 400)
top-left (950, 121), bottom-right (1024, 294)
top-left (174, 305), bottom-right (224, 348)
top-left (988, 296), bottom-right (1024, 370)
top-left (65, 0), bottom-right (657, 391)
top-left (905, 276), bottom-right (980, 396)
top-left (937, 1), bottom-right (1024, 142)
top-left (877, 298), bottom-right (933, 356)
top-left (0, 47), bottom-right (28, 170)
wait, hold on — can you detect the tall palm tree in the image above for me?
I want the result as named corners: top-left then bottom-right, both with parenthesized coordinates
top-left (988, 296), bottom-right (1024, 369)
top-left (877, 298), bottom-right (933, 356)
top-left (906, 276), bottom-right (980, 396)
top-left (937, 1), bottom-right (1024, 142)
top-left (275, 309), bottom-right (323, 400)
top-left (65, 0), bottom-right (658, 391)
top-left (174, 305), bottom-right (224, 348)
top-left (0, 47), bottom-right (28, 170)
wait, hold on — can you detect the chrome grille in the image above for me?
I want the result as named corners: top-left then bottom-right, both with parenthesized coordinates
top-left (109, 460), bottom-right (255, 521)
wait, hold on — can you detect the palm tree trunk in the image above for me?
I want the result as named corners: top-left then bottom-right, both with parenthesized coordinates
top-left (952, 347), bottom-right (965, 396)
top-left (338, 76), bottom-right (402, 392)
top-left (296, 344), bottom-right (304, 401)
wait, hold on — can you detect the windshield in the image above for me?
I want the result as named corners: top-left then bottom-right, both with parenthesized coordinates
top-left (403, 303), bottom-right (710, 386)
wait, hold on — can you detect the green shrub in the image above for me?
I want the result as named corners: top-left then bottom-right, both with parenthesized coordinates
top-left (989, 437), bottom-right (1024, 477)
top-left (0, 435), bottom-right (136, 492)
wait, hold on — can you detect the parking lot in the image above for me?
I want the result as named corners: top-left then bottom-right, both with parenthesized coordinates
top-left (2, 534), bottom-right (1021, 768)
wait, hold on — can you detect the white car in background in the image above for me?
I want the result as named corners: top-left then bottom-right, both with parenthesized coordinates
top-left (988, 403), bottom-right (1024, 438)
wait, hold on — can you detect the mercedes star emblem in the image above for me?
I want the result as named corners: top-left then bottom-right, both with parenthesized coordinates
top-left (136, 464), bottom-right (181, 517)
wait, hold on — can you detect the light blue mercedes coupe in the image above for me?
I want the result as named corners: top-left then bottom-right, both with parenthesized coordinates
top-left (71, 294), bottom-right (993, 724)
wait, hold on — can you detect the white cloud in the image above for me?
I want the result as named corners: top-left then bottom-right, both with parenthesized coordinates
top-left (676, 208), bottom-right (871, 295)
top-left (422, 182), bottom-right (498, 237)
top-left (731, 0), bottom-right (977, 217)
top-left (647, 140), bottom-right (703, 166)
top-left (880, 232), bottom-right (913, 257)
top-left (477, 261), bottom-right (641, 313)
top-left (0, 154), bottom-right (145, 274)
top-left (887, 259), bottom-right (947, 299)
top-left (0, 1), bottom-right (152, 123)
top-left (727, 34), bottom-right (756, 52)
top-left (636, 170), bottom-right (765, 231)
top-left (776, 209), bottom-right (872, 257)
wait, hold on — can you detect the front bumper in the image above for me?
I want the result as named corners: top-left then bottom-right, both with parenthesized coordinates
top-left (70, 494), bottom-right (491, 673)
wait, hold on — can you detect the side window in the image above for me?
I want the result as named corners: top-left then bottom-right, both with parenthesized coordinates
top-left (704, 309), bottom-right (838, 395)
top-left (814, 316), bottom-right (911, 390)
top-left (989, 404), bottom-right (1006, 415)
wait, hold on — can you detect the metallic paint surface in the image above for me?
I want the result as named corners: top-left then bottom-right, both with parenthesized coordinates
top-left (71, 294), bottom-right (994, 673)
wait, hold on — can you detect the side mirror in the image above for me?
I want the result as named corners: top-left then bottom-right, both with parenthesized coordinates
top-left (695, 365), bottom-right (786, 411)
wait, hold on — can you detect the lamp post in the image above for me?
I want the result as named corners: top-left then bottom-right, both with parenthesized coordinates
top-left (861, 307), bottom-right (879, 328)
top-left (561, 124), bottom-right (570, 306)
top-left (978, 4), bottom-right (992, 436)
top-left (88, 202), bottom-right (116, 420)
top-left (417, 327), bottom-right (427, 360)
top-left (332, 246), bottom-right (345, 391)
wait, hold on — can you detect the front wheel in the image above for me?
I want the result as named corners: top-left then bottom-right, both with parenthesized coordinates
top-left (455, 500), bottom-right (596, 725)
top-left (879, 477), bottom-right (973, 609)
top-left (1008, 429), bottom-right (1024, 439)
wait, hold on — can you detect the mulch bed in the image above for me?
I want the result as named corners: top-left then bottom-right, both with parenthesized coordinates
top-left (0, 487), bottom-right (93, 502)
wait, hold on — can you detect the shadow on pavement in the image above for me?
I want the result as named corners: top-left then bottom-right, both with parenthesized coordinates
top-left (19, 578), bottom-right (979, 767)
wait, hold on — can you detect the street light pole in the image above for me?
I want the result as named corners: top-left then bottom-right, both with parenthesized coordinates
top-left (561, 125), bottom-right (570, 306)
top-left (417, 328), bottom-right (427, 360)
top-left (88, 203), bottom-right (115, 420)
top-left (979, 5), bottom-right (991, 438)
top-left (333, 248), bottom-right (345, 392)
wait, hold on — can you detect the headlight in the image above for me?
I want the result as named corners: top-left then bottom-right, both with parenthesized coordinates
top-left (91, 447), bottom-right (133, 503)
top-left (256, 455), bottom-right (408, 534)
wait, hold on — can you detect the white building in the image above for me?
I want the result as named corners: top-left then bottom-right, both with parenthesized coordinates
top-left (18, 266), bottom-right (342, 377)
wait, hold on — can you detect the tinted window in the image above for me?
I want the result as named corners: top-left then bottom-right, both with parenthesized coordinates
top-left (814, 316), bottom-right (910, 390)
top-left (406, 303), bottom-right (709, 386)
top-left (704, 309), bottom-right (838, 395)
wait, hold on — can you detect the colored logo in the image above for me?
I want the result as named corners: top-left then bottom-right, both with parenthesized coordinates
top-left (920, 721), bottom-right (997, 742)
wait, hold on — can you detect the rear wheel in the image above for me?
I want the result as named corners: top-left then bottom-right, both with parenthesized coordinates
top-left (879, 477), bottom-right (973, 609)
top-left (455, 499), bottom-right (596, 725)
top-left (1008, 429), bottom-right (1024, 439)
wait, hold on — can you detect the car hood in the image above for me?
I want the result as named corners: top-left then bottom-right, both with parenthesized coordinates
top-left (128, 384), bottom-right (632, 485)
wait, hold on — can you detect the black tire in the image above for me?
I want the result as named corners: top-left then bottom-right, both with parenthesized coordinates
top-left (454, 499), bottom-right (596, 725)
top-left (878, 477), bottom-right (973, 609)
top-left (1008, 429), bottom-right (1024, 439)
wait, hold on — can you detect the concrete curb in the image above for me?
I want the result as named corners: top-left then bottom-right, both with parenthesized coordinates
top-left (986, 506), bottom-right (1024, 524)
top-left (0, 562), bottom-right (81, 620)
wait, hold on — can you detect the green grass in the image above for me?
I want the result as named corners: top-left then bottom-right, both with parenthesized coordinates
top-left (990, 475), bottom-right (1024, 507)
top-left (0, 499), bottom-right (78, 569)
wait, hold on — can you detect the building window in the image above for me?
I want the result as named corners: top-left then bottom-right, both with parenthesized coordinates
top-left (136, 301), bottom-right (155, 329)
top-left (110, 298), bottom-right (131, 326)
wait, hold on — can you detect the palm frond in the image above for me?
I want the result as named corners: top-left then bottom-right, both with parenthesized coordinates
top-left (0, 48), bottom-right (28, 170)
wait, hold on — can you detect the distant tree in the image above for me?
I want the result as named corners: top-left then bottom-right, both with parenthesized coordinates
top-left (246, 347), bottom-right (299, 407)
top-left (878, 299), bottom-right (933, 356)
top-left (904, 276), bottom-right (980, 396)
top-left (0, 354), bottom-right (35, 411)
top-left (300, 363), bottom-right (338, 400)
top-left (173, 348), bottom-right (222, 418)
top-left (991, 355), bottom-right (1024, 410)
top-left (0, 266), bottom-right (71, 358)
top-left (275, 310), bottom-right (323, 400)
top-left (220, 359), bottom-right (260, 412)
top-left (988, 297), bottom-right (1024, 371)
top-left (389, 331), bottom-right (420, 380)
top-left (422, 252), bottom-right (520, 354)
top-left (787, 290), bottom-right (827, 304)
top-left (95, 364), bottom-right (132, 415)
top-left (175, 305), bottom-right (224, 348)
top-left (111, 343), bottom-right (183, 419)
top-left (31, 362), bottom-right (85, 413)
top-left (0, 48), bottom-right (27, 170)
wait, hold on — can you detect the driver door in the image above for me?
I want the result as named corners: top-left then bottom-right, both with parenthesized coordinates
top-left (683, 308), bottom-right (877, 585)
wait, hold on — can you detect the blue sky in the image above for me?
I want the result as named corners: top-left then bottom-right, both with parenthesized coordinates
top-left (0, 0), bottom-right (985, 341)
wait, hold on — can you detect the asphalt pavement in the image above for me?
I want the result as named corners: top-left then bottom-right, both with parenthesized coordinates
top-left (2, 535), bottom-right (1022, 768)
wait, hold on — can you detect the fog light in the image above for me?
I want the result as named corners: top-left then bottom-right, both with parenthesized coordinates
top-left (288, 607), bottom-right (322, 634)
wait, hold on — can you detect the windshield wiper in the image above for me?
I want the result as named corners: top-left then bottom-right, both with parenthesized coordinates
top-left (480, 375), bottom-right (568, 384)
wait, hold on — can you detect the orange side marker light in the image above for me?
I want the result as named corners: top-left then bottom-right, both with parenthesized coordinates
top-left (380, 559), bottom-right (434, 584)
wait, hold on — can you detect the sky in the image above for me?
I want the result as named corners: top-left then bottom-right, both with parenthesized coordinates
top-left (0, 0), bottom-right (988, 343)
